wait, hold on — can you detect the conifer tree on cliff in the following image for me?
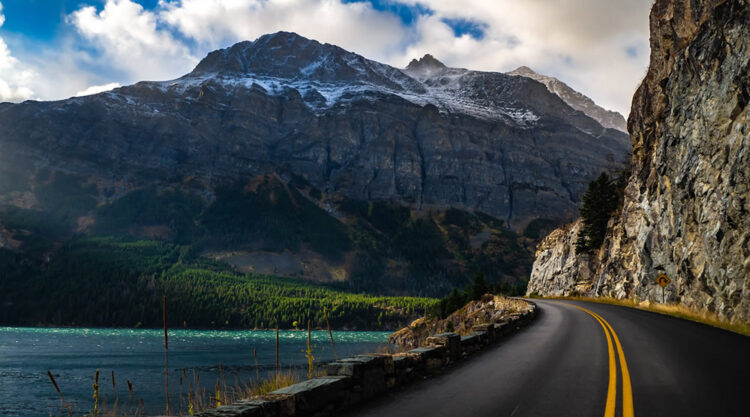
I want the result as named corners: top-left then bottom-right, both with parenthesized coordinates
top-left (446, 288), bottom-right (465, 316)
top-left (472, 271), bottom-right (488, 301)
top-left (575, 173), bottom-right (620, 254)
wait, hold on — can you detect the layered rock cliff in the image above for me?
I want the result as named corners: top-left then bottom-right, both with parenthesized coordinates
top-left (528, 0), bottom-right (749, 323)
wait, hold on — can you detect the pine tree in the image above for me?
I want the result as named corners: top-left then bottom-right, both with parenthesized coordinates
top-left (576, 173), bottom-right (620, 254)
top-left (472, 271), bottom-right (488, 301)
top-left (446, 288), bottom-right (465, 315)
top-left (574, 229), bottom-right (589, 254)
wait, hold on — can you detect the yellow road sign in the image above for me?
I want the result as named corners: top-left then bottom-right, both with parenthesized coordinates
top-left (656, 274), bottom-right (670, 288)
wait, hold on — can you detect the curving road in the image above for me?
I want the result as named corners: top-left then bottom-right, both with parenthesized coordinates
top-left (344, 300), bottom-right (750, 417)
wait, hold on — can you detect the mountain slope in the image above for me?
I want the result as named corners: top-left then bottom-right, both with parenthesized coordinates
top-left (0, 32), bottom-right (631, 301)
top-left (508, 66), bottom-right (627, 132)
top-left (527, 0), bottom-right (749, 324)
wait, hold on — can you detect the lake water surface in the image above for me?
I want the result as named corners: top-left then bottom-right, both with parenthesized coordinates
top-left (0, 327), bottom-right (390, 416)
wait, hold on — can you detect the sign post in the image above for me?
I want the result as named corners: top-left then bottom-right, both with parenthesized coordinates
top-left (656, 273), bottom-right (671, 303)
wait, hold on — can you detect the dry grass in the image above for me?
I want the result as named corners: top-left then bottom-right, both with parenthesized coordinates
top-left (175, 368), bottom-right (302, 414)
top-left (373, 344), bottom-right (399, 354)
top-left (48, 367), bottom-right (303, 416)
top-left (246, 370), bottom-right (302, 397)
top-left (537, 296), bottom-right (750, 336)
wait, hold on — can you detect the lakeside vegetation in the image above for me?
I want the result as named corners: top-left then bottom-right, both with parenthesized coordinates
top-left (0, 237), bottom-right (437, 330)
top-left (45, 345), bottom-right (313, 417)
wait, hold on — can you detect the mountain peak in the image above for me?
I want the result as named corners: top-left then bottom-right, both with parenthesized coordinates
top-left (254, 31), bottom-right (309, 49)
top-left (510, 66), bottom-right (538, 76)
top-left (260, 30), bottom-right (302, 40)
top-left (186, 31), bottom-right (425, 95)
top-left (190, 31), bottom-right (327, 77)
top-left (403, 54), bottom-right (448, 81)
top-left (406, 54), bottom-right (447, 72)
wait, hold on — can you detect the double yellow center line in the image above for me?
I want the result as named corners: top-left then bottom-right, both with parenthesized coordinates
top-left (559, 302), bottom-right (634, 417)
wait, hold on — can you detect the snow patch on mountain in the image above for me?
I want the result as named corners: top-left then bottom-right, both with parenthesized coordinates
top-left (161, 70), bottom-right (541, 126)
top-left (111, 33), bottom-right (618, 130)
top-left (163, 34), bottom-right (542, 127)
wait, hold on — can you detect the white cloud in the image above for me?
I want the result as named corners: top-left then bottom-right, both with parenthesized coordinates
top-left (70, 0), bottom-right (198, 82)
top-left (0, 1), bottom-right (36, 102)
top-left (75, 82), bottom-right (121, 96)
top-left (65, 0), bottom-right (405, 86)
top-left (2, 0), bottom-right (652, 116)
top-left (158, 0), bottom-right (408, 63)
top-left (390, 0), bottom-right (653, 116)
top-left (0, 40), bottom-right (35, 102)
top-left (156, 0), bottom-right (652, 115)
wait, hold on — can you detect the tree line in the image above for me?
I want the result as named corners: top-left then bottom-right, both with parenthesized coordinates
top-left (0, 237), bottom-right (437, 330)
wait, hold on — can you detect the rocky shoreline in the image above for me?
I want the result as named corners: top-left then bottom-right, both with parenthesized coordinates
top-left (388, 295), bottom-right (532, 348)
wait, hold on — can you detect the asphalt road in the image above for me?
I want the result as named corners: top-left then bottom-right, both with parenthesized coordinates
top-left (344, 299), bottom-right (750, 417)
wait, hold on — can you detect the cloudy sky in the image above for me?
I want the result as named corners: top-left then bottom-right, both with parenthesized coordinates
top-left (0, 0), bottom-right (653, 116)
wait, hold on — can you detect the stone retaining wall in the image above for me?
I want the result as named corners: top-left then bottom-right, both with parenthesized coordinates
top-left (194, 302), bottom-right (537, 417)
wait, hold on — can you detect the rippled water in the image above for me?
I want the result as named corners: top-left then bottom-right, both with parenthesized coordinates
top-left (0, 327), bottom-right (390, 416)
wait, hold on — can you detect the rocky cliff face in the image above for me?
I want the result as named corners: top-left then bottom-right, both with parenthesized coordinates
top-left (528, 0), bottom-right (749, 323)
top-left (526, 219), bottom-right (597, 296)
top-left (388, 295), bottom-right (530, 348)
top-left (0, 32), bottom-right (629, 231)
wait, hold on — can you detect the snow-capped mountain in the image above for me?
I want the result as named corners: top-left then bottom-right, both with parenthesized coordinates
top-left (0, 31), bottom-right (630, 229)
top-left (165, 32), bottom-right (610, 128)
top-left (507, 66), bottom-right (628, 132)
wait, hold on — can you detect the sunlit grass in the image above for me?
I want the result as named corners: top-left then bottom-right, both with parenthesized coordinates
top-left (49, 367), bottom-right (304, 416)
top-left (245, 370), bottom-right (302, 397)
top-left (47, 314), bottom-right (320, 416)
top-left (534, 295), bottom-right (750, 336)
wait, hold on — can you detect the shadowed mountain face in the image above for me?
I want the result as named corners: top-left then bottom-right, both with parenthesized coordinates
top-left (0, 31), bottom-right (629, 232)
top-left (0, 31), bottom-right (634, 307)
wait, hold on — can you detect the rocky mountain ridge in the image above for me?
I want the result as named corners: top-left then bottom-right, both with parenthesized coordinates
top-left (184, 33), bottom-right (612, 128)
top-left (527, 0), bottom-right (749, 323)
top-left (0, 31), bottom-right (629, 233)
top-left (507, 66), bottom-right (628, 132)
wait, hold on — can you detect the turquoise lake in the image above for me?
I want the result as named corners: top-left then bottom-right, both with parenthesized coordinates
top-left (0, 327), bottom-right (391, 416)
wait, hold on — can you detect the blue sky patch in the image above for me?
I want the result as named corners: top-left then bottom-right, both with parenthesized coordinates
top-left (440, 17), bottom-right (487, 40)
top-left (342, 0), bottom-right (432, 25)
top-left (0, 0), bottom-right (72, 41)
top-left (0, 0), bottom-right (159, 40)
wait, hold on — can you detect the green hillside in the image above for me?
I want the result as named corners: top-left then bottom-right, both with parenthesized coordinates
top-left (0, 171), bottom-right (541, 329)
top-left (0, 237), bottom-right (435, 330)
